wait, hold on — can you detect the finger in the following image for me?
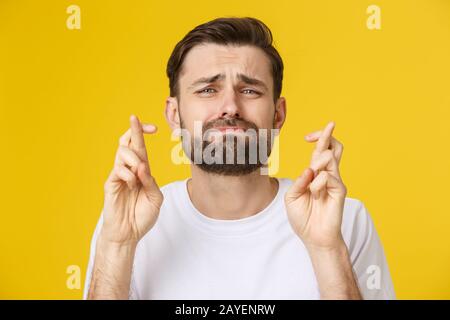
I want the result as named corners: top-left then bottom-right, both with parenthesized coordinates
top-left (115, 146), bottom-right (142, 173)
top-left (309, 149), bottom-right (340, 179)
top-left (285, 168), bottom-right (314, 201)
top-left (137, 162), bottom-right (162, 205)
top-left (309, 171), bottom-right (329, 200)
top-left (304, 130), bottom-right (322, 141)
top-left (306, 135), bottom-right (343, 164)
top-left (129, 115), bottom-right (158, 161)
top-left (309, 171), bottom-right (346, 199)
top-left (130, 115), bottom-right (146, 150)
top-left (315, 121), bottom-right (335, 153)
top-left (330, 138), bottom-right (343, 163)
top-left (119, 123), bottom-right (157, 147)
top-left (304, 121), bottom-right (336, 141)
top-left (110, 165), bottom-right (138, 190)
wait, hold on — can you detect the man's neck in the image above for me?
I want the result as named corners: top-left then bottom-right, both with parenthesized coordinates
top-left (187, 165), bottom-right (279, 220)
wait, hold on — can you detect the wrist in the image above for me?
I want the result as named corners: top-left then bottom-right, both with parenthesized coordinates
top-left (304, 236), bottom-right (347, 257)
top-left (305, 238), bottom-right (348, 258)
top-left (96, 233), bottom-right (137, 260)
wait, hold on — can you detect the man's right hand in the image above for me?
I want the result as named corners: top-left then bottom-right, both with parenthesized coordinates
top-left (88, 115), bottom-right (162, 299)
top-left (101, 114), bottom-right (163, 246)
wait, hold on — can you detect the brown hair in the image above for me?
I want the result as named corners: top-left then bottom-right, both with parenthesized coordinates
top-left (166, 17), bottom-right (284, 103)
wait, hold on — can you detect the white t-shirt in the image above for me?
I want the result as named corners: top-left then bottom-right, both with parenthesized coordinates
top-left (83, 178), bottom-right (395, 300)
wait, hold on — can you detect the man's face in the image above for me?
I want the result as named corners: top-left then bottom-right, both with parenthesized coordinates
top-left (170, 43), bottom-right (284, 175)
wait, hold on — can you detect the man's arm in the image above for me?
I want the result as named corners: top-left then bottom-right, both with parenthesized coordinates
top-left (307, 242), bottom-right (361, 300)
top-left (87, 235), bottom-right (137, 299)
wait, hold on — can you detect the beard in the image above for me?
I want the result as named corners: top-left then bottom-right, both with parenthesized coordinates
top-left (180, 117), bottom-right (274, 176)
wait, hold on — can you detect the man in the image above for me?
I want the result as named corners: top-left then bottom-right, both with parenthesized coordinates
top-left (84, 17), bottom-right (395, 300)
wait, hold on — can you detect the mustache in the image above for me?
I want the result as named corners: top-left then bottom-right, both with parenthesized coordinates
top-left (203, 118), bottom-right (259, 131)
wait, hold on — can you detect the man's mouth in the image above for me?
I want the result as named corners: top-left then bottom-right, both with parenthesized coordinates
top-left (214, 126), bottom-right (246, 133)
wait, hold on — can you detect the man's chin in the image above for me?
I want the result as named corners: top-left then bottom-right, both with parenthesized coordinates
top-left (194, 163), bottom-right (264, 176)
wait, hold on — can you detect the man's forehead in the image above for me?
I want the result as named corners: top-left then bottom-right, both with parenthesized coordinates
top-left (179, 43), bottom-right (272, 84)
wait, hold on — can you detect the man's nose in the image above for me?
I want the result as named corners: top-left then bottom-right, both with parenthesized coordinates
top-left (219, 89), bottom-right (241, 118)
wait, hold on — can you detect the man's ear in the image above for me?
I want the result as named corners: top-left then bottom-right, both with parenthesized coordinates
top-left (274, 97), bottom-right (286, 130)
top-left (165, 96), bottom-right (181, 131)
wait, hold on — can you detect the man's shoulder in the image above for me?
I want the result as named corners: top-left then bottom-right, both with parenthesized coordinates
top-left (343, 196), bottom-right (366, 214)
top-left (342, 197), bottom-right (371, 223)
top-left (159, 179), bottom-right (188, 196)
top-left (341, 196), bottom-right (377, 247)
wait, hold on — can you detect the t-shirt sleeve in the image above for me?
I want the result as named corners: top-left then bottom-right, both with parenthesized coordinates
top-left (82, 210), bottom-right (140, 300)
top-left (342, 198), bottom-right (396, 300)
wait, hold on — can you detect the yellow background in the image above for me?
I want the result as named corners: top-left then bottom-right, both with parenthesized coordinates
top-left (0, 0), bottom-right (449, 299)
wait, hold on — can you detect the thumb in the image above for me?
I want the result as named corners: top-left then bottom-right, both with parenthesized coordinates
top-left (286, 168), bottom-right (314, 199)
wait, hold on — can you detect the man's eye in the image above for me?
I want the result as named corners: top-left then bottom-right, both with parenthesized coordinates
top-left (242, 89), bottom-right (260, 95)
top-left (197, 88), bottom-right (216, 94)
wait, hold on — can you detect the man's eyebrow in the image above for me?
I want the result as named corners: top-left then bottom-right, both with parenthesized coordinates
top-left (237, 74), bottom-right (268, 90)
top-left (187, 73), bottom-right (268, 91)
top-left (188, 73), bottom-right (225, 89)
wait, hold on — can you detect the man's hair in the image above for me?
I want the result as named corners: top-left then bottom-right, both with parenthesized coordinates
top-left (166, 17), bottom-right (284, 103)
